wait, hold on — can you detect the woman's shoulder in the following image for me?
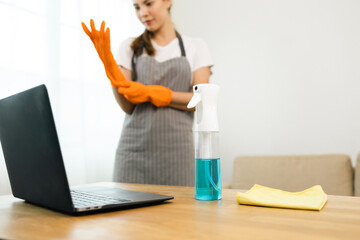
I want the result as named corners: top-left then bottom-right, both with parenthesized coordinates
top-left (181, 34), bottom-right (213, 71)
top-left (181, 35), bottom-right (211, 58)
top-left (181, 35), bottom-right (210, 56)
top-left (181, 35), bottom-right (208, 48)
top-left (116, 37), bottom-right (136, 68)
top-left (119, 37), bottom-right (135, 50)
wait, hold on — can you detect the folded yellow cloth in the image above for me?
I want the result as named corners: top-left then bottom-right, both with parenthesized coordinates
top-left (236, 184), bottom-right (327, 210)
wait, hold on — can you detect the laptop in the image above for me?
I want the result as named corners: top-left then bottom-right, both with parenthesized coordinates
top-left (0, 84), bottom-right (173, 215)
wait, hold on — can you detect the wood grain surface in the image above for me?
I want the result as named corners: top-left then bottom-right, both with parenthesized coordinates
top-left (1, 182), bottom-right (360, 240)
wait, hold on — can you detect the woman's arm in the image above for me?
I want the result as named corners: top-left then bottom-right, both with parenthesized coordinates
top-left (168, 66), bottom-right (211, 111)
top-left (112, 67), bottom-right (135, 114)
top-left (113, 66), bottom-right (211, 113)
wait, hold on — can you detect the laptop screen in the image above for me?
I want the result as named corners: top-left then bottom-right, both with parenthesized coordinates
top-left (0, 85), bottom-right (73, 212)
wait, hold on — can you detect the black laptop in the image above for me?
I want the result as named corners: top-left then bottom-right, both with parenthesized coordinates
top-left (0, 84), bottom-right (173, 215)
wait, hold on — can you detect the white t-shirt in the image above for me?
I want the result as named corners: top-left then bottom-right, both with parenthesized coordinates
top-left (116, 35), bottom-right (213, 75)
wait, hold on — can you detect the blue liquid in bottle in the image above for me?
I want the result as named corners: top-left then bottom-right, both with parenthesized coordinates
top-left (195, 158), bottom-right (221, 201)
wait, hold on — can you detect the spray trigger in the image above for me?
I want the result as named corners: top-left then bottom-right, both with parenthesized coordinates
top-left (187, 92), bottom-right (201, 108)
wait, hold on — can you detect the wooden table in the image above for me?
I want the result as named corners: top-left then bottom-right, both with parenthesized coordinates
top-left (1, 182), bottom-right (360, 240)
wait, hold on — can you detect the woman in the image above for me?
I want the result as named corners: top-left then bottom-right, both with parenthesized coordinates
top-left (82, 0), bottom-right (213, 186)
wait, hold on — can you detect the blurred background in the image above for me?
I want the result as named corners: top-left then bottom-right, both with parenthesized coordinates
top-left (1, 0), bottom-right (360, 195)
top-left (0, 0), bottom-right (144, 195)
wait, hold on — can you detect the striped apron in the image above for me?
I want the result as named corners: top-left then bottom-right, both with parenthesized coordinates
top-left (113, 33), bottom-right (194, 186)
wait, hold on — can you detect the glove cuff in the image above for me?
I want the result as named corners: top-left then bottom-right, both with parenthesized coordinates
top-left (150, 87), bottom-right (173, 107)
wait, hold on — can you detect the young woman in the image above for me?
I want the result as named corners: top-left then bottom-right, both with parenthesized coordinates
top-left (82, 0), bottom-right (213, 186)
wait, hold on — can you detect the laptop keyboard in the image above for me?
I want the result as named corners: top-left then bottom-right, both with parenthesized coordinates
top-left (71, 190), bottom-right (131, 208)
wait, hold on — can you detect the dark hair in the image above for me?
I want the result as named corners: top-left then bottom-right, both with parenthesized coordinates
top-left (130, 29), bottom-right (155, 57)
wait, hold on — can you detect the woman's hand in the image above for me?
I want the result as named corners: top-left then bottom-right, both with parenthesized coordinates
top-left (81, 19), bottom-right (129, 87)
top-left (118, 81), bottom-right (173, 107)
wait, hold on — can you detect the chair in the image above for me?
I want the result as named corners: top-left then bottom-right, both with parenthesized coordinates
top-left (232, 154), bottom-right (354, 196)
top-left (354, 153), bottom-right (360, 196)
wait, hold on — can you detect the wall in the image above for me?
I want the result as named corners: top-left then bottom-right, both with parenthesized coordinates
top-left (172, 0), bottom-right (360, 185)
top-left (0, 0), bottom-right (144, 195)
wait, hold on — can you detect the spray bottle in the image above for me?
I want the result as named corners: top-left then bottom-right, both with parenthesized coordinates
top-left (187, 83), bottom-right (221, 200)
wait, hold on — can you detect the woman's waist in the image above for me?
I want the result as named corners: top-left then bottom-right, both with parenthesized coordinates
top-left (122, 119), bottom-right (193, 133)
top-left (126, 105), bottom-right (193, 124)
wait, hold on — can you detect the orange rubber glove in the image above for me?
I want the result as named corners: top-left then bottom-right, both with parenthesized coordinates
top-left (118, 81), bottom-right (173, 107)
top-left (81, 19), bottom-right (129, 88)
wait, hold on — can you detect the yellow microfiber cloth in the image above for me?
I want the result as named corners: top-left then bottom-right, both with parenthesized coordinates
top-left (236, 184), bottom-right (327, 210)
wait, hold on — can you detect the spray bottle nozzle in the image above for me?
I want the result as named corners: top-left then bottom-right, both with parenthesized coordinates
top-left (187, 84), bottom-right (202, 109)
top-left (187, 92), bottom-right (201, 109)
top-left (187, 84), bottom-right (219, 132)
